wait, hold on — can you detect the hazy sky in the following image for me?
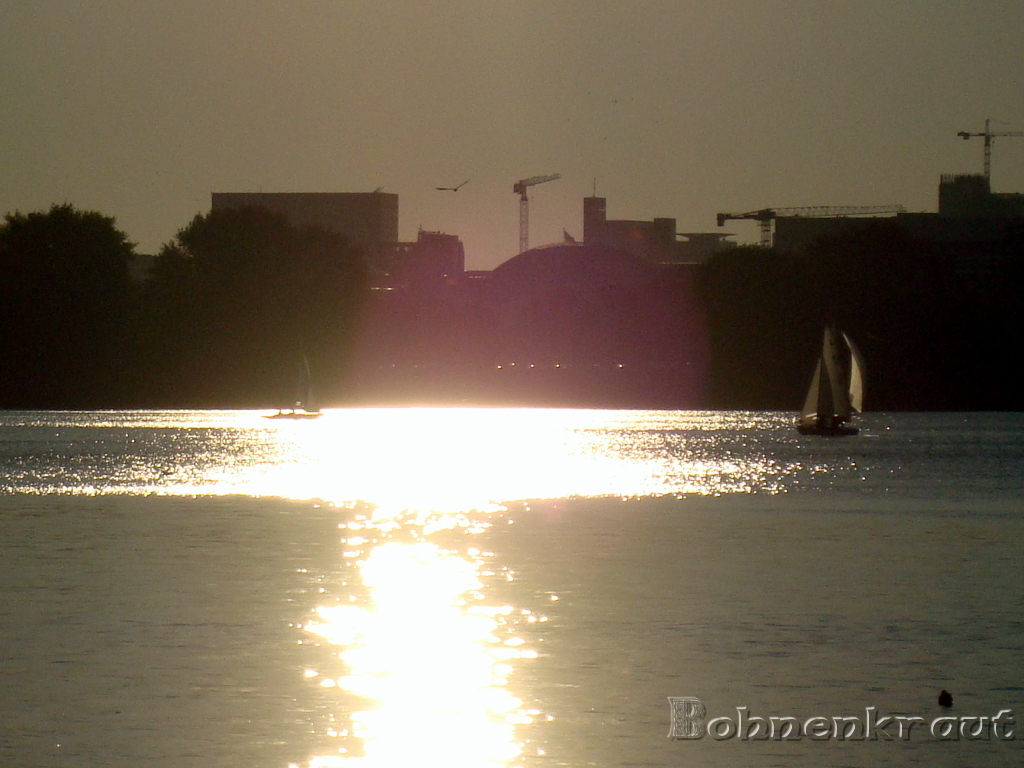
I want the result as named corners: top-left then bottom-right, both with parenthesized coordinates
top-left (3, 1), bottom-right (1023, 268)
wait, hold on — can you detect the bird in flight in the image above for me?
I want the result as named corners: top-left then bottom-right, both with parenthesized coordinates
top-left (436, 179), bottom-right (470, 192)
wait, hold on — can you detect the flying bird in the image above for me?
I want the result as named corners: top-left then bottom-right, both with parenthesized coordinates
top-left (436, 179), bottom-right (470, 192)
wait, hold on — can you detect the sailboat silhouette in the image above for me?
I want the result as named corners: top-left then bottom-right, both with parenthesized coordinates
top-left (265, 356), bottom-right (322, 419)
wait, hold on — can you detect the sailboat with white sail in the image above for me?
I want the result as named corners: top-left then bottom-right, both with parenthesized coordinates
top-left (265, 355), bottom-right (322, 419)
top-left (797, 326), bottom-right (864, 436)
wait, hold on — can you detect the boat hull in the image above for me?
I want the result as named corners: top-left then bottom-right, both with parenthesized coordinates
top-left (797, 421), bottom-right (858, 437)
top-left (264, 410), bottom-right (322, 420)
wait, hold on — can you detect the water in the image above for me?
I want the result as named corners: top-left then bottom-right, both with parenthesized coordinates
top-left (0, 410), bottom-right (1022, 767)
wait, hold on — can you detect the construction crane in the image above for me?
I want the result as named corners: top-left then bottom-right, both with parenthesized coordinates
top-left (958, 118), bottom-right (1024, 181)
top-left (716, 205), bottom-right (906, 248)
top-left (514, 173), bottom-right (560, 253)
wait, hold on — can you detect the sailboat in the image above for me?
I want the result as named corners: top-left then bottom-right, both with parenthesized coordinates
top-left (797, 326), bottom-right (864, 436)
top-left (265, 356), bottom-right (322, 419)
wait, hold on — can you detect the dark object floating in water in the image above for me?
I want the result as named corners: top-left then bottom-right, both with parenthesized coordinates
top-left (938, 690), bottom-right (953, 708)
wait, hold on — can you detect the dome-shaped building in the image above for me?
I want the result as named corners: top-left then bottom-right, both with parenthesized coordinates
top-left (350, 242), bottom-right (708, 407)
top-left (479, 242), bottom-right (708, 407)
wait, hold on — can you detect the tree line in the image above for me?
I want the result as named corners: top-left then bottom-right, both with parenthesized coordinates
top-left (0, 204), bottom-right (366, 408)
top-left (0, 204), bottom-right (1020, 410)
top-left (699, 220), bottom-right (1024, 410)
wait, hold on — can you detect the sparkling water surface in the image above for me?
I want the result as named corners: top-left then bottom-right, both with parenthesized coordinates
top-left (1, 410), bottom-right (1022, 768)
top-left (3, 409), bottom-right (1022, 502)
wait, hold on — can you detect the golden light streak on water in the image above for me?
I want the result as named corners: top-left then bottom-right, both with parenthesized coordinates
top-left (0, 407), bottom-right (913, 768)
top-left (302, 541), bottom-right (537, 768)
top-left (256, 408), bottom-right (661, 514)
top-left (2, 409), bottom-right (788, 765)
top-left (251, 409), bottom-right (781, 766)
top-left (2, 408), bottom-right (784, 767)
top-left (74, 408), bottom-right (783, 510)
top-left (3, 408), bottom-right (789, 504)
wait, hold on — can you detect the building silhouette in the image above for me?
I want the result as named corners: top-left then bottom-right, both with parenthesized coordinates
top-left (388, 230), bottom-right (465, 287)
top-left (349, 241), bottom-right (708, 407)
top-left (937, 173), bottom-right (1024, 218)
top-left (583, 196), bottom-right (735, 263)
top-left (770, 174), bottom-right (1024, 280)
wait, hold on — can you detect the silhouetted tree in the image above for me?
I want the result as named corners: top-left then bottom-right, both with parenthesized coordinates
top-left (0, 204), bottom-right (136, 407)
top-left (697, 221), bottom-right (1015, 411)
top-left (140, 206), bottom-right (367, 406)
top-left (797, 221), bottom-right (957, 410)
top-left (949, 225), bottom-right (1024, 408)
top-left (699, 246), bottom-right (810, 407)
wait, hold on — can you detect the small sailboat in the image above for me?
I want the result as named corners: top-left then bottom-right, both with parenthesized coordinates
top-left (797, 326), bottom-right (864, 436)
top-left (265, 356), bottom-right (322, 419)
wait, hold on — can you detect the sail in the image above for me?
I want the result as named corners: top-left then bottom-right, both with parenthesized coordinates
top-left (797, 326), bottom-right (863, 435)
top-left (843, 332), bottom-right (865, 413)
top-left (294, 355), bottom-right (317, 412)
top-left (801, 358), bottom-right (823, 422)
top-left (821, 326), bottom-right (851, 419)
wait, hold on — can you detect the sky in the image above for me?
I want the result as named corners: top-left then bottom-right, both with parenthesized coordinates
top-left (2, 1), bottom-right (1023, 269)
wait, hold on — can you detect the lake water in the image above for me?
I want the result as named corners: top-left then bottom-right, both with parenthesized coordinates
top-left (0, 409), bottom-right (1022, 767)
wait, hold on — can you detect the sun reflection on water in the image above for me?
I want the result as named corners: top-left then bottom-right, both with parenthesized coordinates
top-left (0, 408), bottom-right (800, 767)
top-left (257, 409), bottom-right (786, 767)
top-left (129, 408), bottom-right (786, 509)
top-left (301, 540), bottom-right (539, 768)
top-left (0, 408), bottom-right (792, 503)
